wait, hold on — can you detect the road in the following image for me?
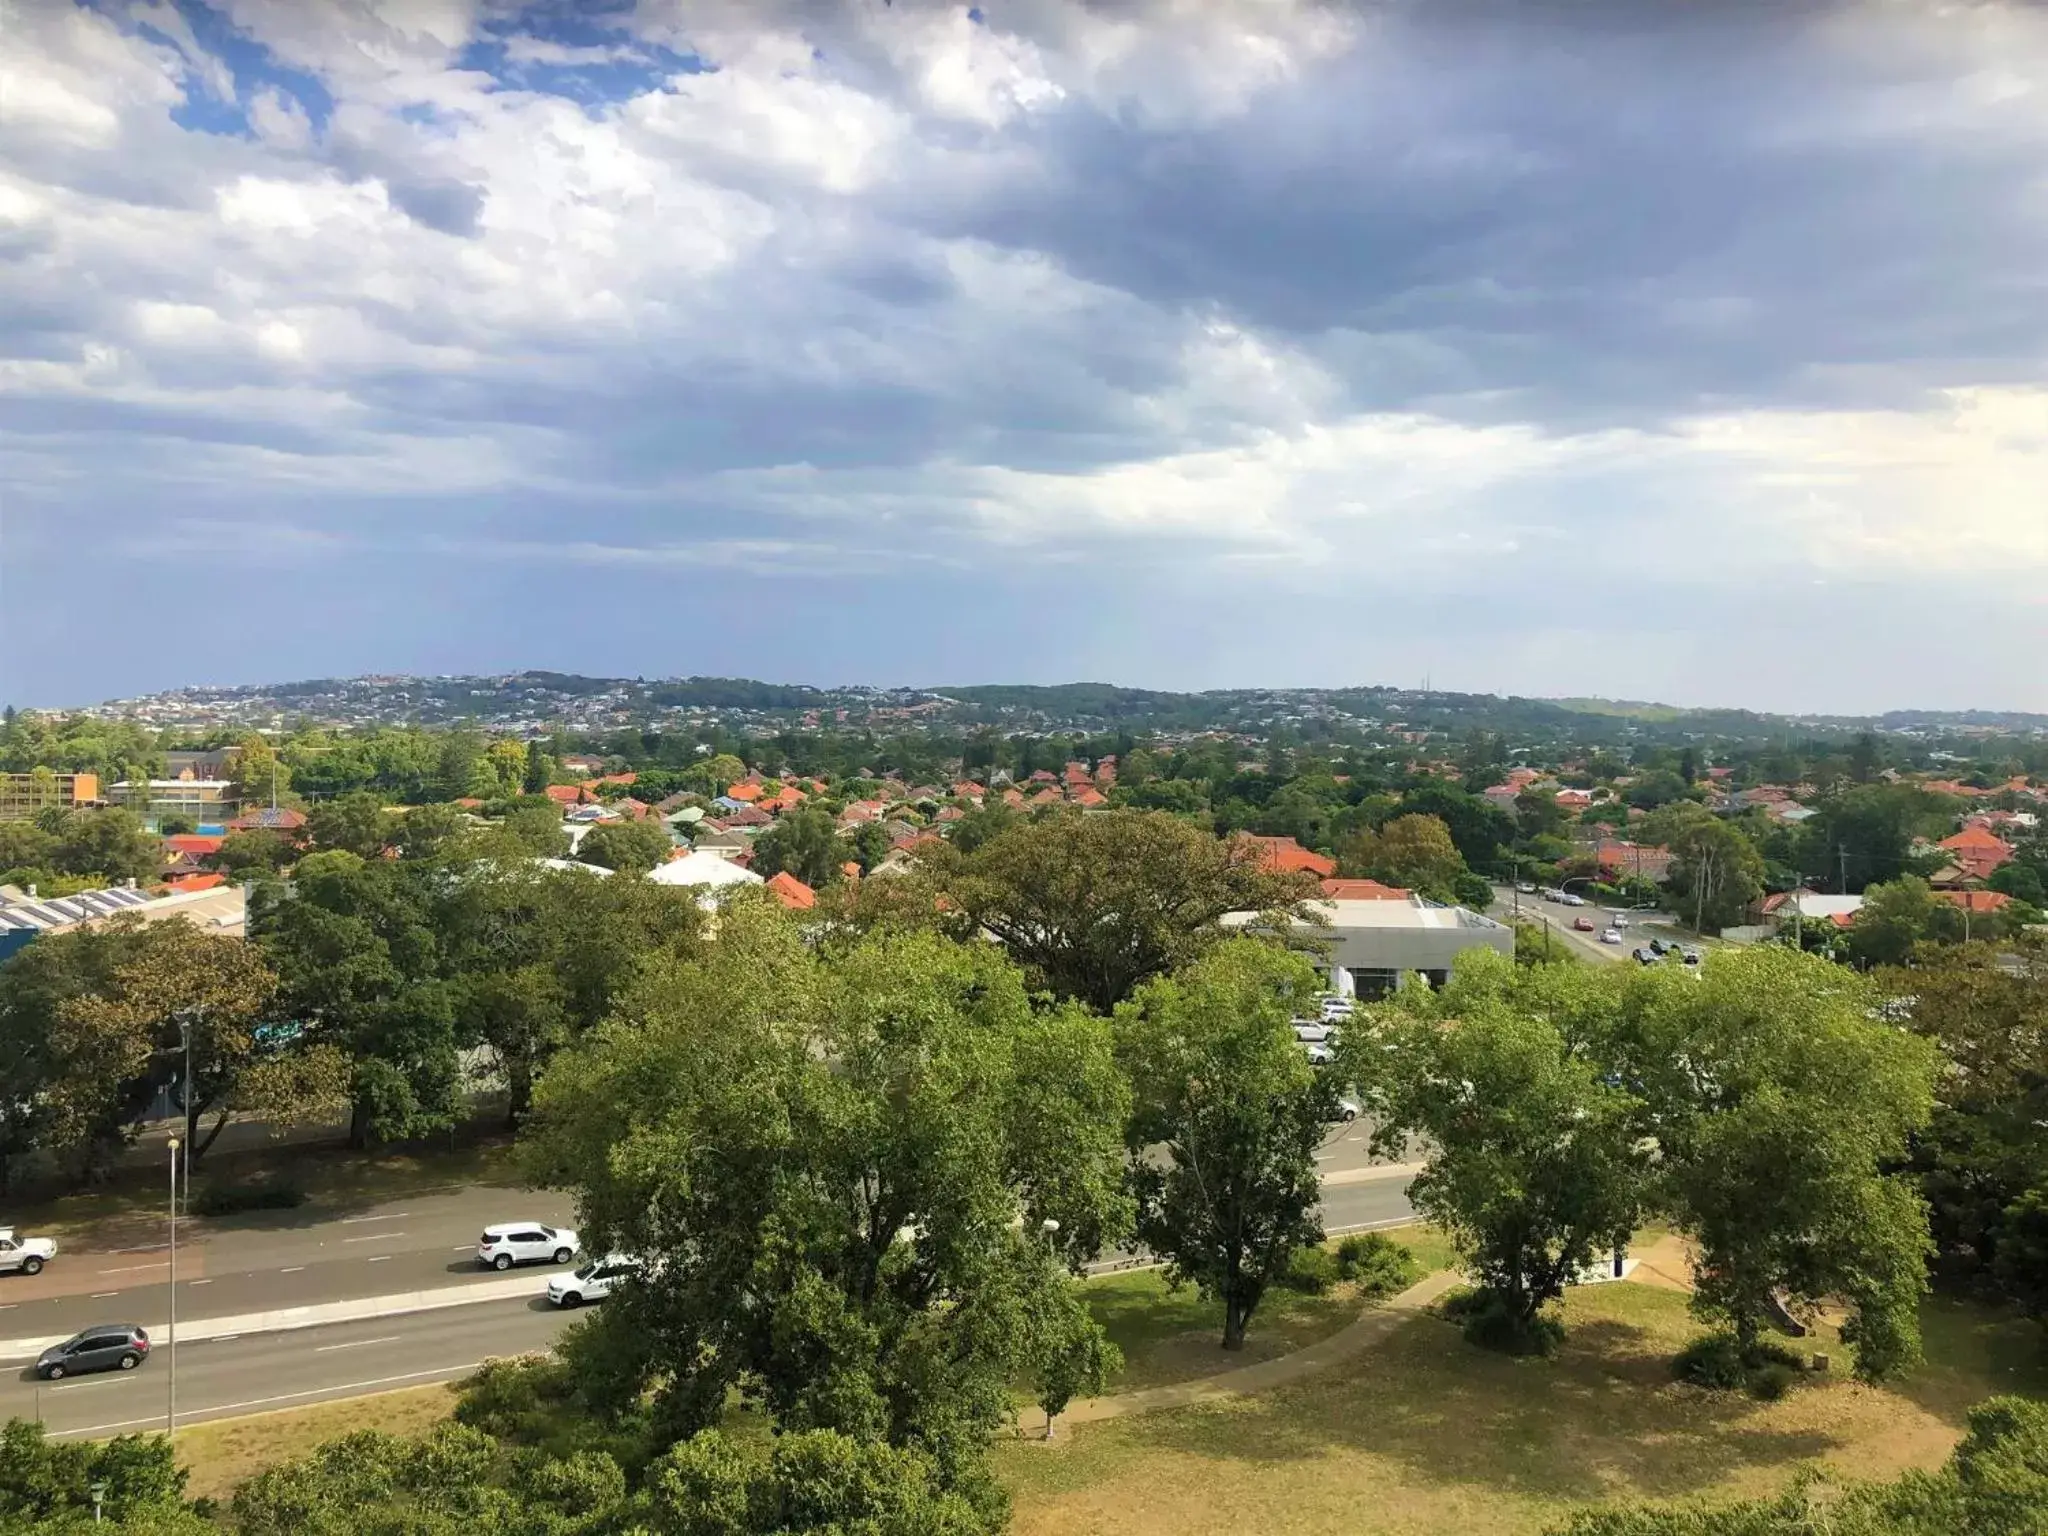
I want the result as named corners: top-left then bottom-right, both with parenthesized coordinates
top-left (1491, 885), bottom-right (1639, 963)
top-left (0, 1136), bottom-right (1417, 1438)
top-left (0, 1185), bottom-right (576, 1345)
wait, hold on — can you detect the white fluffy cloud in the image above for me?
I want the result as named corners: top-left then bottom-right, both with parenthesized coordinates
top-left (4, 0), bottom-right (2048, 709)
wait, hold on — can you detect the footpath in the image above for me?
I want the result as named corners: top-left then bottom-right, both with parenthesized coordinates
top-left (0, 1271), bottom-right (543, 1362)
top-left (1020, 1268), bottom-right (1463, 1438)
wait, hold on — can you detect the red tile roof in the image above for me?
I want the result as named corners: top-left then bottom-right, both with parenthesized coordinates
top-left (1071, 786), bottom-right (1109, 808)
top-left (166, 873), bottom-right (227, 894)
top-left (544, 784), bottom-right (588, 806)
top-left (1237, 835), bottom-right (1338, 878)
top-left (725, 782), bottom-right (764, 803)
top-left (1940, 889), bottom-right (2013, 913)
top-left (766, 871), bottom-right (816, 910)
top-left (1319, 878), bottom-right (1411, 901)
top-left (164, 834), bottom-right (225, 856)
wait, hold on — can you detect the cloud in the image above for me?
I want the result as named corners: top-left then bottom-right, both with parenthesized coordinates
top-left (2, 0), bottom-right (2047, 712)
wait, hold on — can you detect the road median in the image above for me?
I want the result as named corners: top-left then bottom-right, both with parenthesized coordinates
top-left (0, 1271), bottom-right (543, 1362)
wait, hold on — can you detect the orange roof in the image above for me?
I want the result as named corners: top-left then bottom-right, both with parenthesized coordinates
top-left (840, 860), bottom-right (862, 880)
top-left (453, 797), bottom-right (485, 809)
top-left (1237, 835), bottom-right (1338, 879)
top-left (164, 834), bottom-right (225, 856)
top-left (1319, 878), bottom-right (1411, 900)
top-left (766, 871), bottom-right (816, 910)
top-left (1940, 889), bottom-right (2012, 913)
top-left (1071, 786), bottom-right (1109, 808)
top-left (725, 782), bottom-right (763, 803)
top-left (1029, 787), bottom-right (1063, 805)
top-left (952, 782), bottom-right (985, 800)
top-left (166, 873), bottom-right (227, 894)
top-left (1941, 825), bottom-right (2013, 852)
top-left (544, 784), bottom-right (587, 806)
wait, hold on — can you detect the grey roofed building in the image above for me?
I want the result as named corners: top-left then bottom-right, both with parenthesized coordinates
top-left (1223, 895), bottom-right (1513, 1000)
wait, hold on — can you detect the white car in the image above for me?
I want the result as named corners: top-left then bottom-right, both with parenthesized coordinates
top-left (1611, 913), bottom-right (1630, 928)
top-left (547, 1254), bottom-right (639, 1308)
top-left (0, 1229), bottom-right (55, 1276)
top-left (1601, 928), bottom-right (1623, 945)
top-left (1303, 1043), bottom-right (1334, 1066)
top-left (477, 1222), bottom-right (579, 1271)
top-left (1331, 1097), bottom-right (1361, 1124)
top-left (1293, 1021), bottom-right (1334, 1044)
top-left (1562, 893), bottom-right (1587, 907)
top-left (1515, 882), bottom-right (1537, 894)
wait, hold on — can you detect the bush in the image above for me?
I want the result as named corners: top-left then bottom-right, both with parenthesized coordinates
top-left (1750, 1362), bottom-right (1798, 1401)
top-left (1441, 1286), bottom-right (1562, 1356)
top-left (191, 1176), bottom-right (306, 1216)
top-left (1673, 1332), bottom-right (1749, 1391)
top-left (1280, 1245), bottom-right (1341, 1294)
top-left (1674, 1331), bottom-right (1805, 1395)
top-left (1335, 1232), bottom-right (1419, 1297)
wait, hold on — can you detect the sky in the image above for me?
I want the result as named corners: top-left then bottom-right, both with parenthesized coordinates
top-left (3, 0), bottom-right (2047, 714)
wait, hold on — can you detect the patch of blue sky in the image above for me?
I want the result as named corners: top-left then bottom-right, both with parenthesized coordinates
top-left (95, 0), bottom-right (334, 138)
top-left (458, 0), bottom-right (710, 113)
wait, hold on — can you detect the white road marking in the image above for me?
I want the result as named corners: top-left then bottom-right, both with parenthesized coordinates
top-left (95, 1262), bottom-right (168, 1274)
top-left (342, 1233), bottom-right (406, 1243)
top-left (279, 1266), bottom-right (305, 1274)
top-left (53, 1363), bottom-right (491, 1436)
top-left (340, 1212), bottom-right (410, 1224)
top-left (210, 1334), bottom-right (240, 1343)
top-left (50, 1377), bottom-right (131, 1394)
top-left (89, 1291), bottom-right (117, 1299)
top-left (367, 1256), bottom-right (392, 1263)
top-left (0, 1304), bottom-right (15, 1311)
top-left (188, 1279), bottom-right (212, 1286)
top-left (314, 1335), bottom-right (402, 1353)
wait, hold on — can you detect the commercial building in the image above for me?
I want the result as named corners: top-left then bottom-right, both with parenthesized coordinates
top-left (1225, 894), bottom-right (1515, 998)
top-left (106, 777), bottom-right (238, 830)
top-left (0, 771), bottom-right (100, 822)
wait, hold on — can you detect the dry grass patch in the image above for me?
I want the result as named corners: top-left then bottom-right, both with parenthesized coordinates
top-left (1000, 1279), bottom-right (2013, 1536)
top-left (176, 1383), bottom-right (460, 1502)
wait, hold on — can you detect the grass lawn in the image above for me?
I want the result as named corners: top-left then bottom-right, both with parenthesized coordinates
top-left (997, 1278), bottom-right (2048, 1536)
top-left (176, 1384), bottom-right (461, 1503)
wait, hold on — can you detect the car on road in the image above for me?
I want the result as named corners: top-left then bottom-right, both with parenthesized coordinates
top-left (1681, 945), bottom-right (1703, 966)
top-left (1516, 881), bottom-right (1537, 894)
top-left (1563, 893), bottom-right (1587, 907)
top-left (547, 1255), bottom-right (640, 1308)
top-left (1573, 916), bottom-right (1595, 932)
top-left (1330, 1097), bottom-right (1361, 1124)
top-left (36, 1325), bottom-right (149, 1381)
top-left (0, 1228), bottom-right (56, 1276)
top-left (1601, 928), bottom-right (1623, 945)
top-left (1648, 937), bottom-right (1670, 957)
top-left (478, 1222), bottom-right (580, 1271)
top-left (1632, 947), bottom-right (1659, 966)
top-left (1611, 913), bottom-right (1629, 929)
top-left (1303, 1043), bottom-right (1334, 1066)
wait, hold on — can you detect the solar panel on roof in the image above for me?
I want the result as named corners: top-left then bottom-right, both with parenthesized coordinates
top-left (14, 904), bottom-right (67, 926)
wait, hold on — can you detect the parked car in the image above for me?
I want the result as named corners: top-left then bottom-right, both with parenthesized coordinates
top-left (0, 1228), bottom-right (56, 1276)
top-left (1319, 997), bottom-right (1354, 1021)
top-left (1647, 937), bottom-right (1670, 957)
top-left (1293, 1021), bottom-right (1334, 1044)
top-left (547, 1255), bottom-right (640, 1309)
top-left (1681, 946), bottom-right (1703, 966)
top-left (1632, 948), bottom-right (1658, 966)
top-left (1573, 916), bottom-right (1596, 932)
top-left (36, 1325), bottom-right (149, 1381)
top-left (477, 1223), bottom-right (580, 1271)
top-left (1601, 928), bottom-right (1623, 945)
top-left (1330, 1097), bottom-right (1362, 1124)
top-left (1303, 1043), bottom-right (1334, 1066)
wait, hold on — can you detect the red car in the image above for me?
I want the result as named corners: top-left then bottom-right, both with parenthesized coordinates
top-left (1573, 917), bottom-right (1596, 932)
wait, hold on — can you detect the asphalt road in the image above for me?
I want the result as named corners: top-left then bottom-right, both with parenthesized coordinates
top-left (0, 1186), bottom-right (579, 1343)
top-left (1, 1154), bottom-right (1419, 1438)
top-left (1491, 885), bottom-right (1634, 963)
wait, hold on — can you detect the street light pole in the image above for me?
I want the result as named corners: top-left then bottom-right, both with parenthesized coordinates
top-left (166, 1132), bottom-right (179, 1438)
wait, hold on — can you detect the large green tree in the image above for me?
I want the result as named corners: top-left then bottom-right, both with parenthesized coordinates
top-left (576, 819), bottom-right (674, 875)
top-left (521, 908), bottom-right (1127, 1506)
top-left (748, 804), bottom-right (840, 888)
top-left (1117, 939), bottom-right (1338, 1350)
top-left (923, 809), bottom-right (1317, 1013)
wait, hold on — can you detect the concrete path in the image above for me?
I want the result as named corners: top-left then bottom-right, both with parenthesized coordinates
top-left (1025, 1269), bottom-right (1462, 1437)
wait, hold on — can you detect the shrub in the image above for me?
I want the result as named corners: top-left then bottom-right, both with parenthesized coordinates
top-left (1280, 1245), bottom-right (1341, 1294)
top-left (191, 1177), bottom-right (306, 1216)
top-left (1335, 1232), bottom-right (1419, 1297)
top-left (1443, 1286), bottom-right (1562, 1356)
top-left (1673, 1333), bottom-right (1749, 1391)
top-left (1750, 1362), bottom-right (1797, 1401)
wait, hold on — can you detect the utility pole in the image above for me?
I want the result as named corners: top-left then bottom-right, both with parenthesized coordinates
top-left (166, 1133), bottom-right (179, 1438)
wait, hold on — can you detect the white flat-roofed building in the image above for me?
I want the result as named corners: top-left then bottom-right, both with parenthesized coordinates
top-left (1224, 895), bottom-right (1513, 999)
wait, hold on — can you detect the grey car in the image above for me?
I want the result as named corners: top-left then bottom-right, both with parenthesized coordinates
top-left (36, 1324), bottom-right (150, 1381)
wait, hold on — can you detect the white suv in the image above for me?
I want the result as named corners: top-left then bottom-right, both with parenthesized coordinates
top-left (477, 1222), bottom-right (579, 1271)
top-left (547, 1255), bottom-right (639, 1308)
top-left (0, 1229), bottom-right (55, 1276)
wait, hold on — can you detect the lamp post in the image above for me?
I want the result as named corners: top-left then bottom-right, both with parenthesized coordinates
top-left (165, 1132), bottom-right (179, 1438)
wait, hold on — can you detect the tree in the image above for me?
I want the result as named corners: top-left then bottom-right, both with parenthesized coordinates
top-left (648, 1428), bottom-right (1001, 1536)
top-left (749, 804), bottom-right (839, 888)
top-left (923, 809), bottom-right (1317, 1013)
top-left (1116, 939), bottom-right (1337, 1350)
top-left (1513, 787), bottom-right (1568, 841)
top-left (1369, 950), bottom-right (1653, 1353)
top-left (229, 734), bottom-right (291, 811)
top-left (207, 828), bottom-right (292, 877)
top-left (498, 803), bottom-right (569, 859)
top-left (522, 744), bottom-right (554, 795)
top-left (521, 909), bottom-right (1127, 1501)
top-left (307, 793), bottom-right (393, 858)
top-left (1623, 946), bottom-right (1938, 1379)
top-left (0, 820), bottom-right (57, 875)
top-left (0, 1420), bottom-right (201, 1532)
top-left (1643, 804), bottom-right (1764, 933)
top-left (50, 809), bottom-right (158, 883)
top-left (1844, 876), bottom-right (1963, 968)
top-left (686, 753), bottom-right (747, 796)
top-left (575, 819), bottom-right (673, 875)
top-left (1338, 813), bottom-right (1469, 900)
top-left (390, 802), bottom-right (469, 860)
